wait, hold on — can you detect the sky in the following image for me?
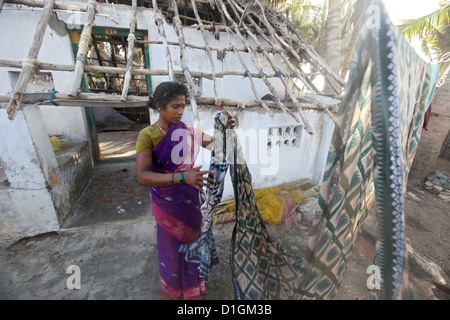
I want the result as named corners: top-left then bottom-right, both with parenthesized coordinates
top-left (307, 0), bottom-right (444, 61)
top-left (307, 0), bottom-right (443, 25)
top-left (383, 0), bottom-right (442, 25)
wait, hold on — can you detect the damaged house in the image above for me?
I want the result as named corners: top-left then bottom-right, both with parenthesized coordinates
top-left (0, 0), bottom-right (343, 241)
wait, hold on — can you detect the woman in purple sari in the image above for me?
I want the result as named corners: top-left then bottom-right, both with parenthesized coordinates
top-left (136, 82), bottom-right (235, 300)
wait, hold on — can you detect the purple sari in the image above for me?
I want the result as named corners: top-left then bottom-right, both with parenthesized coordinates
top-left (149, 121), bottom-right (205, 300)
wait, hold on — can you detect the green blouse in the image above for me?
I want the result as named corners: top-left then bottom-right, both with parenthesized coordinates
top-left (135, 125), bottom-right (165, 154)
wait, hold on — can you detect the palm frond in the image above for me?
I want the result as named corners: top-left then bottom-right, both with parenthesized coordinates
top-left (398, 4), bottom-right (450, 39)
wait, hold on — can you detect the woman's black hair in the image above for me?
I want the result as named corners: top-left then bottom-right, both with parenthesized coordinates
top-left (148, 81), bottom-right (188, 110)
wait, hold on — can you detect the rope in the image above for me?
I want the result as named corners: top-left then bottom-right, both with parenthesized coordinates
top-left (127, 33), bottom-right (136, 43)
top-left (259, 69), bottom-right (265, 78)
top-left (291, 71), bottom-right (300, 78)
top-left (272, 44), bottom-right (282, 54)
top-left (237, 100), bottom-right (246, 111)
top-left (75, 56), bottom-right (88, 65)
top-left (214, 97), bottom-right (222, 107)
top-left (50, 90), bottom-right (58, 106)
top-left (78, 31), bottom-right (93, 54)
top-left (216, 48), bottom-right (226, 61)
top-left (154, 11), bottom-right (163, 23)
top-left (21, 58), bottom-right (40, 71)
top-left (275, 70), bottom-right (284, 77)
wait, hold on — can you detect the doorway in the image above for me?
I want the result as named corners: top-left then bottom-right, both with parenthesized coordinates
top-left (70, 27), bottom-right (151, 163)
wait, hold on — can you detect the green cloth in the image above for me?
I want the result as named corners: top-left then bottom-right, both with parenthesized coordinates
top-left (136, 125), bottom-right (164, 154)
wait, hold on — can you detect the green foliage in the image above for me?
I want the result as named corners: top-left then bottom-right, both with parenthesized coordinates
top-left (398, 2), bottom-right (450, 80)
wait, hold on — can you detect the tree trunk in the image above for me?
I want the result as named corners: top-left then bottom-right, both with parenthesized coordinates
top-left (340, 0), bottom-right (370, 79)
top-left (323, 0), bottom-right (341, 95)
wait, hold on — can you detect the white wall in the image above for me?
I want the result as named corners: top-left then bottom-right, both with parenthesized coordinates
top-left (0, 3), bottom-right (335, 240)
top-left (150, 104), bottom-right (334, 200)
top-left (145, 10), bottom-right (335, 199)
top-left (0, 10), bottom-right (89, 141)
top-left (0, 108), bottom-right (60, 242)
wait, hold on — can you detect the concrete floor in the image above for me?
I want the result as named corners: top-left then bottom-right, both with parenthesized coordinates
top-left (0, 129), bottom-right (446, 300)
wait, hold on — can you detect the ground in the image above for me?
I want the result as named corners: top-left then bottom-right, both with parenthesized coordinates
top-left (0, 131), bottom-right (448, 300)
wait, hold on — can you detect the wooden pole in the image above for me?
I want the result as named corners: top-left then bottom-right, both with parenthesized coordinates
top-left (190, 0), bottom-right (218, 101)
top-left (172, 1), bottom-right (200, 122)
top-left (152, 0), bottom-right (175, 81)
top-left (6, 0), bottom-right (55, 120)
top-left (69, 0), bottom-right (96, 97)
top-left (225, 28), bottom-right (273, 118)
top-left (5, 0), bottom-right (86, 11)
top-left (121, 0), bottom-right (137, 101)
top-left (0, 58), bottom-right (293, 80)
top-left (0, 93), bottom-right (337, 111)
top-left (216, 0), bottom-right (304, 128)
top-left (228, 0), bottom-right (314, 134)
top-left (245, 1), bottom-right (338, 127)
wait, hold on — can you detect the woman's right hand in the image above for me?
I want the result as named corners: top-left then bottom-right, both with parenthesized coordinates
top-left (182, 166), bottom-right (215, 193)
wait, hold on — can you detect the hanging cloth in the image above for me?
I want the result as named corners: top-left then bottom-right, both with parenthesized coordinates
top-left (180, 0), bottom-right (438, 300)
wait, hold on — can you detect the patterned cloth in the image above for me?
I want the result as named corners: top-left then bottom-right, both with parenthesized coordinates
top-left (303, 0), bottom-right (438, 300)
top-left (179, 112), bottom-right (229, 279)
top-left (179, 1), bottom-right (437, 299)
top-left (209, 0), bottom-right (437, 300)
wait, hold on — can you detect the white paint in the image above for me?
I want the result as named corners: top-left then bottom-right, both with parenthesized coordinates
top-left (0, 187), bottom-right (60, 242)
top-left (0, 10), bottom-right (89, 141)
top-left (0, 108), bottom-right (59, 241)
top-left (152, 104), bottom-right (334, 200)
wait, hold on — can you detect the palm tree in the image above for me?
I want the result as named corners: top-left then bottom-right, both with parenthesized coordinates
top-left (265, 0), bottom-right (289, 9)
top-left (398, 2), bottom-right (450, 82)
top-left (323, 0), bottom-right (341, 94)
top-left (340, 0), bottom-right (371, 79)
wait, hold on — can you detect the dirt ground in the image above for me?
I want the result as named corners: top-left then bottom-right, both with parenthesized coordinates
top-left (403, 185), bottom-right (450, 299)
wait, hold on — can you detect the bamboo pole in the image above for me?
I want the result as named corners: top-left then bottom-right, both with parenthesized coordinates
top-left (5, 0), bottom-right (82, 11)
top-left (172, 1), bottom-right (200, 122)
top-left (69, 0), bottom-right (96, 97)
top-left (228, 0), bottom-right (313, 134)
top-left (189, 0), bottom-right (219, 103)
top-left (230, 0), bottom-right (318, 95)
top-left (0, 92), bottom-right (336, 111)
top-left (284, 18), bottom-right (345, 89)
top-left (0, 58), bottom-right (293, 80)
top-left (225, 27), bottom-right (273, 118)
top-left (241, 1), bottom-right (338, 126)
top-left (152, 0), bottom-right (175, 81)
top-left (121, 0), bottom-right (137, 101)
top-left (6, 0), bottom-right (55, 120)
top-left (216, 0), bottom-right (303, 127)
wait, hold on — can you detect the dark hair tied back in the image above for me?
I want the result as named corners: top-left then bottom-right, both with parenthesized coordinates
top-left (148, 81), bottom-right (188, 110)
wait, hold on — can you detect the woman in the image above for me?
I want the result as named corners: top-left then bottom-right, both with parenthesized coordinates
top-left (136, 81), bottom-right (235, 300)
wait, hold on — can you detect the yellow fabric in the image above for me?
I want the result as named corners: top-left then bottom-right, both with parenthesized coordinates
top-left (215, 181), bottom-right (308, 226)
top-left (136, 125), bottom-right (164, 154)
top-left (50, 136), bottom-right (67, 151)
